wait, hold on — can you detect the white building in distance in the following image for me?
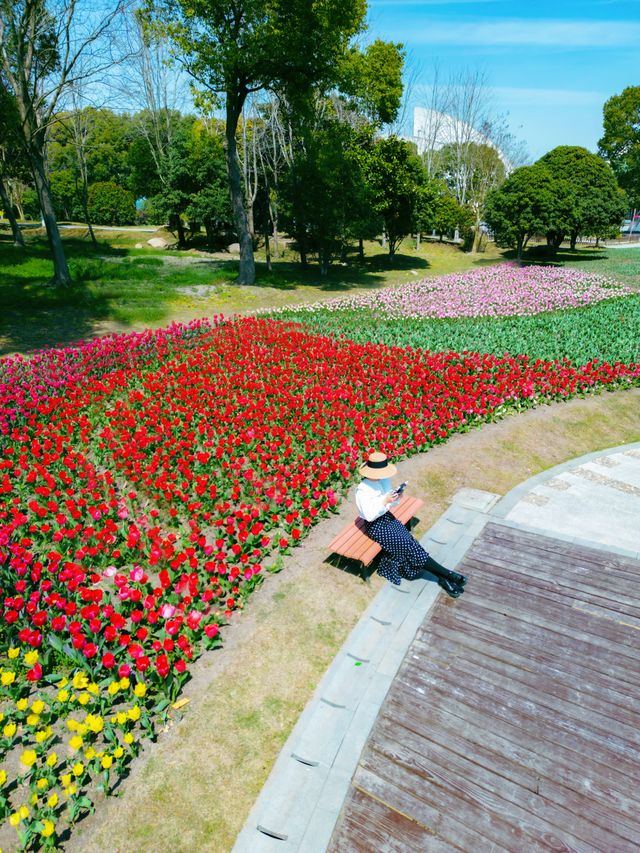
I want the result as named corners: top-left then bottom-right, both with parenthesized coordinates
top-left (412, 107), bottom-right (509, 168)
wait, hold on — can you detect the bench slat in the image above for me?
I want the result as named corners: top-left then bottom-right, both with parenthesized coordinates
top-left (328, 496), bottom-right (425, 566)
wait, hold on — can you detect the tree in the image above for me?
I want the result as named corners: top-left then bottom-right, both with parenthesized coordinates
top-left (339, 39), bottom-right (405, 126)
top-left (429, 192), bottom-right (472, 243)
top-left (280, 121), bottom-right (372, 274)
top-left (184, 121), bottom-right (232, 251)
top-left (0, 0), bottom-right (129, 284)
top-left (87, 181), bottom-right (136, 226)
top-left (484, 164), bottom-right (554, 261)
top-left (539, 146), bottom-right (626, 251)
top-left (150, 0), bottom-right (368, 284)
top-left (365, 135), bottom-right (425, 259)
top-left (0, 85), bottom-right (27, 247)
top-left (599, 86), bottom-right (640, 210)
top-left (434, 141), bottom-right (506, 252)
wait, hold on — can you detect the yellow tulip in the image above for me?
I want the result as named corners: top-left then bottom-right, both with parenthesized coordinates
top-left (16, 698), bottom-right (28, 712)
top-left (8, 647), bottom-right (20, 659)
top-left (64, 784), bottom-right (77, 798)
top-left (123, 732), bottom-right (134, 745)
top-left (46, 752), bottom-right (58, 767)
top-left (72, 672), bottom-right (88, 690)
top-left (0, 770), bottom-right (6, 785)
top-left (36, 778), bottom-right (49, 790)
top-left (66, 718), bottom-right (78, 732)
top-left (77, 692), bottom-right (91, 706)
top-left (41, 819), bottom-right (55, 838)
top-left (26, 714), bottom-right (40, 727)
top-left (133, 683), bottom-right (147, 698)
top-left (58, 689), bottom-right (70, 703)
top-left (69, 735), bottom-right (83, 751)
top-left (101, 755), bottom-right (113, 770)
top-left (0, 671), bottom-right (15, 686)
top-left (24, 650), bottom-right (38, 666)
top-left (72, 762), bottom-right (84, 777)
top-left (119, 677), bottom-right (130, 690)
top-left (31, 700), bottom-right (45, 715)
top-left (60, 773), bottom-right (72, 787)
top-left (18, 805), bottom-right (29, 820)
top-left (128, 706), bottom-right (141, 722)
top-left (9, 812), bottom-right (20, 827)
top-left (59, 677), bottom-right (68, 688)
top-left (30, 793), bottom-right (38, 805)
top-left (87, 683), bottom-right (99, 695)
top-left (84, 747), bottom-right (96, 760)
top-left (3, 722), bottom-right (17, 738)
top-left (20, 749), bottom-right (37, 767)
top-left (85, 714), bottom-right (104, 734)
top-left (113, 746), bottom-right (124, 759)
top-left (107, 681), bottom-right (119, 696)
top-left (47, 793), bottom-right (58, 808)
top-left (116, 712), bottom-right (127, 726)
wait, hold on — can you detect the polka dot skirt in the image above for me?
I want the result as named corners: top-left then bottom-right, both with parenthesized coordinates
top-left (364, 512), bottom-right (429, 585)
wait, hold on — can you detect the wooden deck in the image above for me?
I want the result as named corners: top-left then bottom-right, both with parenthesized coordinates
top-left (328, 522), bottom-right (640, 852)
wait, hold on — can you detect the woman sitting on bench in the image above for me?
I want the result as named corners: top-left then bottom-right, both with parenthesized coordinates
top-left (356, 451), bottom-right (467, 598)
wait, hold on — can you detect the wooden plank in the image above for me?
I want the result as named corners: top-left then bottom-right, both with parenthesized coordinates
top-left (456, 584), bottom-right (640, 665)
top-left (373, 707), bottom-right (640, 846)
top-left (417, 623), bottom-right (640, 727)
top-left (370, 713), bottom-right (638, 850)
top-left (465, 547), bottom-right (640, 607)
top-left (433, 600), bottom-right (638, 685)
top-left (355, 756), bottom-right (558, 852)
top-left (401, 651), bottom-right (640, 772)
top-left (382, 690), bottom-right (640, 828)
top-left (332, 523), bottom-right (640, 850)
top-left (329, 786), bottom-right (459, 853)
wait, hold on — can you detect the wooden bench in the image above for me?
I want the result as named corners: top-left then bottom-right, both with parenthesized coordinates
top-left (328, 495), bottom-right (425, 568)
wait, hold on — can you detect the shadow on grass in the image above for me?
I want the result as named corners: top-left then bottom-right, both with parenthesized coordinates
top-left (256, 251), bottom-right (431, 292)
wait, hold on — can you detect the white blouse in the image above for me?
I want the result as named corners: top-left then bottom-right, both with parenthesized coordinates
top-left (355, 477), bottom-right (398, 522)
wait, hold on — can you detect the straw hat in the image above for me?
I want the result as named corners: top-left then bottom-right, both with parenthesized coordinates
top-left (359, 451), bottom-right (397, 480)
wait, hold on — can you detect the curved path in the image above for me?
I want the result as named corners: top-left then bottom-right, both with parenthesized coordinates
top-left (234, 443), bottom-right (640, 852)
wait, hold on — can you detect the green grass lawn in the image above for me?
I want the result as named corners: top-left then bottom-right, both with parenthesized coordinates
top-left (0, 227), bottom-right (506, 354)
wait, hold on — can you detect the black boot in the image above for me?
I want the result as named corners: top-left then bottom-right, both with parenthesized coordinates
top-left (438, 577), bottom-right (463, 598)
top-left (424, 556), bottom-right (466, 587)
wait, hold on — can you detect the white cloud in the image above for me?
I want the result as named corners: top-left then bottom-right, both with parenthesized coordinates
top-left (492, 86), bottom-right (606, 106)
top-left (390, 19), bottom-right (640, 47)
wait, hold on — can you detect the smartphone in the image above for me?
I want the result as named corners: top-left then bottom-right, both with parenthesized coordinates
top-left (394, 481), bottom-right (408, 496)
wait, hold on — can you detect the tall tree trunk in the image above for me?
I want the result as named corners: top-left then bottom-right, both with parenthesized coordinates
top-left (29, 150), bottom-right (71, 286)
top-left (470, 208), bottom-right (483, 253)
top-left (570, 231), bottom-right (578, 251)
top-left (80, 184), bottom-right (97, 248)
top-left (0, 177), bottom-right (25, 248)
top-left (516, 234), bottom-right (524, 263)
top-left (415, 232), bottom-right (421, 251)
top-left (225, 94), bottom-right (255, 285)
top-left (358, 237), bottom-right (364, 262)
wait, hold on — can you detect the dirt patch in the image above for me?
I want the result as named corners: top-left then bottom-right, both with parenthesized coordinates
top-left (67, 387), bottom-right (640, 853)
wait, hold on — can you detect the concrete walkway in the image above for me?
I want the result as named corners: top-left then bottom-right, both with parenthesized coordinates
top-left (233, 442), bottom-right (640, 852)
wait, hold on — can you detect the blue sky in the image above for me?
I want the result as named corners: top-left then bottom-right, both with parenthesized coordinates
top-left (365, 0), bottom-right (639, 159)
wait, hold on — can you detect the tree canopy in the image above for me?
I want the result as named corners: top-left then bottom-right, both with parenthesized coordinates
top-left (484, 164), bottom-right (555, 261)
top-left (599, 86), bottom-right (640, 210)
